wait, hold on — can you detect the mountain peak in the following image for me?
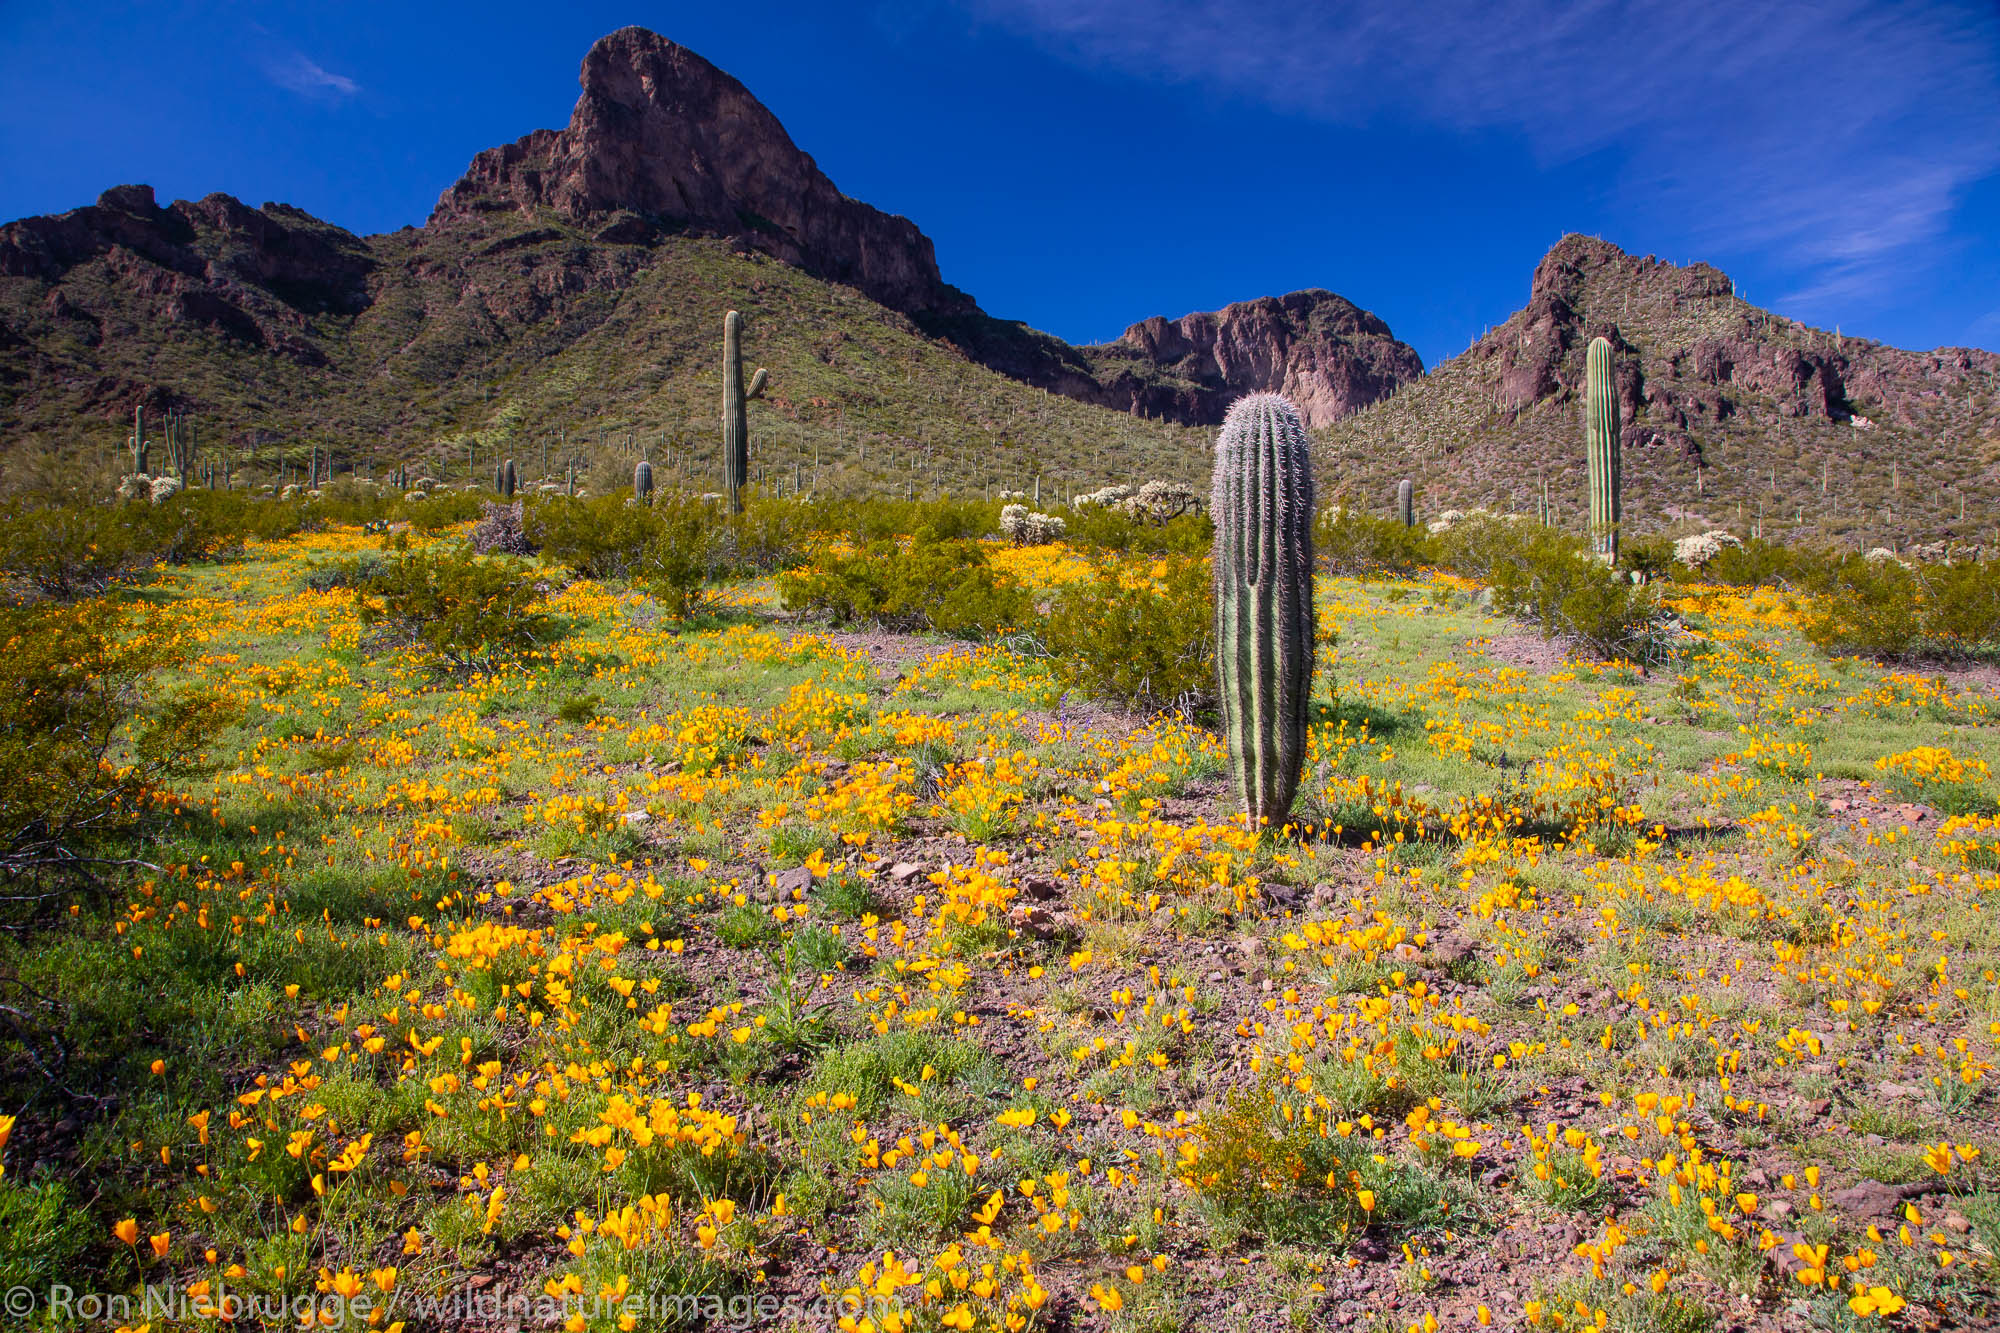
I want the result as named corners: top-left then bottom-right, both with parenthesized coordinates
top-left (430, 26), bottom-right (968, 317)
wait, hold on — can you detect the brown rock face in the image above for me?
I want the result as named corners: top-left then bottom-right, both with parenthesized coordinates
top-left (431, 26), bottom-right (970, 318)
top-left (1090, 290), bottom-right (1423, 427)
top-left (0, 183), bottom-right (372, 374)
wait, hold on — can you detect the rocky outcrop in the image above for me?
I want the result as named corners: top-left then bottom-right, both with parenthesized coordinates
top-left (430, 26), bottom-right (971, 319)
top-left (1085, 290), bottom-right (1424, 427)
top-left (0, 183), bottom-right (372, 369)
top-left (1458, 234), bottom-right (2000, 455)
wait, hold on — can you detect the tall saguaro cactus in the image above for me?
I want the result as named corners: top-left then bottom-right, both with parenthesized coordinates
top-left (1585, 336), bottom-right (1621, 562)
top-left (131, 405), bottom-right (149, 474)
top-left (634, 460), bottom-right (653, 502)
top-left (1212, 393), bottom-right (1317, 829)
top-left (722, 310), bottom-right (769, 514)
top-left (1397, 478), bottom-right (1414, 529)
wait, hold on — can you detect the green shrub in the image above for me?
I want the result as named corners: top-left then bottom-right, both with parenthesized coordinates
top-left (1802, 556), bottom-right (1999, 662)
top-left (353, 545), bottom-right (555, 670)
top-left (526, 495), bottom-right (662, 579)
top-left (1695, 537), bottom-right (1828, 589)
top-left (1488, 527), bottom-right (1668, 661)
top-left (778, 536), bottom-right (1029, 638)
top-left (0, 500), bottom-right (159, 598)
top-left (1314, 505), bottom-right (1432, 576)
top-left (1042, 554), bottom-right (1215, 712)
top-left (1059, 504), bottom-right (1212, 556)
top-left (0, 601), bottom-right (232, 913)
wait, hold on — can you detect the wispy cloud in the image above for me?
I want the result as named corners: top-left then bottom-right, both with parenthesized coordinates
top-left (263, 51), bottom-right (361, 100)
top-left (960, 0), bottom-right (2000, 317)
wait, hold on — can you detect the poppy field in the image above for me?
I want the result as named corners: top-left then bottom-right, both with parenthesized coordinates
top-left (1, 512), bottom-right (1996, 1333)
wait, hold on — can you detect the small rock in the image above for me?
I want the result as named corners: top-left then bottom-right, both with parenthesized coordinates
top-left (620, 810), bottom-right (652, 826)
top-left (889, 862), bottom-right (925, 883)
top-left (1023, 878), bottom-right (1062, 901)
top-left (1807, 1098), bottom-right (1831, 1116)
top-left (770, 866), bottom-right (814, 895)
top-left (1827, 1180), bottom-right (1912, 1217)
top-left (1206, 970), bottom-right (1225, 984)
top-left (1943, 1211), bottom-right (1971, 1234)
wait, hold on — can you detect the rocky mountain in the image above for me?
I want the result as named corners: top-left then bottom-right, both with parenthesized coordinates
top-left (0, 25), bottom-right (1412, 488)
top-left (1322, 236), bottom-right (2000, 546)
top-left (429, 27), bottom-right (971, 321)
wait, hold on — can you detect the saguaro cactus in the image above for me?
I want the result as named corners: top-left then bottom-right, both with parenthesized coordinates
top-left (1585, 336), bottom-right (1621, 561)
top-left (130, 405), bottom-right (149, 474)
top-left (1212, 393), bottom-right (1317, 829)
top-left (634, 460), bottom-right (653, 502)
top-left (503, 459), bottom-right (517, 498)
top-left (722, 310), bottom-right (769, 514)
top-left (1397, 478), bottom-right (1414, 529)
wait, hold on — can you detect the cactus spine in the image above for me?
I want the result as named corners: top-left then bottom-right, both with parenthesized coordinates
top-left (1397, 478), bottom-right (1414, 528)
top-left (1211, 393), bottom-right (1317, 829)
top-left (1585, 335), bottom-right (1621, 562)
top-left (634, 460), bottom-right (653, 502)
top-left (722, 310), bottom-right (768, 514)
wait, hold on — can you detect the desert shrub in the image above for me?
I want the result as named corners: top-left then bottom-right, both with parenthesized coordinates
top-left (719, 496), bottom-right (815, 574)
top-left (1802, 555), bottom-right (1999, 661)
top-left (1041, 555), bottom-right (1214, 712)
top-left (1315, 505), bottom-right (1432, 576)
top-left (0, 601), bottom-right (233, 912)
top-left (1617, 535), bottom-right (1676, 583)
top-left (1695, 536), bottom-right (1828, 588)
top-left (1427, 511), bottom-right (1538, 581)
top-left (644, 498), bottom-right (726, 619)
top-left (1058, 503), bottom-right (1211, 555)
top-left (0, 500), bottom-right (160, 598)
top-left (352, 545), bottom-right (555, 670)
top-left (527, 495), bottom-right (662, 579)
top-left (778, 536), bottom-right (1029, 638)
top-left (1488, 527), bottom-right (1668, 660)
top-left (396, 488), bottom-right (486, 532)
top-left (469, 500), bottom-right (536, 555)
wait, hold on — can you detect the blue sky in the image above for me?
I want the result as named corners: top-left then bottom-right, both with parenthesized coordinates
top-left (4, 1), bottom-right (1998, 366)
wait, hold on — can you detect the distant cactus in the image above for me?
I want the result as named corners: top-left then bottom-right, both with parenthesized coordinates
top-left (504, 459), bottom-right (517, 498)
top-left (1586, 336), bottom-right (1621, 561)
top-left (722, 310), bottom-right (769, 514)
top-left (162, 410), bottom-right (197, 480)
top-left (999, 505), bottom-right (1066, 545)
top-left (635, 460), bottom-right (653, 501)
top-left (1397, 478), bottom-right (1414, 528)
top-left (1212, 394), bottom-right (1316, 829)
top-left (130, 404), bottom-right (148, 474)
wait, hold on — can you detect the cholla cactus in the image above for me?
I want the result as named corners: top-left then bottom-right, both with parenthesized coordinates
top-left (149, 475), bottom-right (183, 504)
top-left (1000, 505), bottom-right (1066, 545)
top-left (1672, 530), bottom-right (1741, 569)
top-left (1212, 394), bottom-right (1316, 828)
top-left (116, 473), bottom-right (150, 501)
top-left (1126, 479), bottom-right (1201, 524)
top-left (1073, 484), bottom-right (1134, 509)
top-left (1024, 512), bottom-right (1066, 543)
